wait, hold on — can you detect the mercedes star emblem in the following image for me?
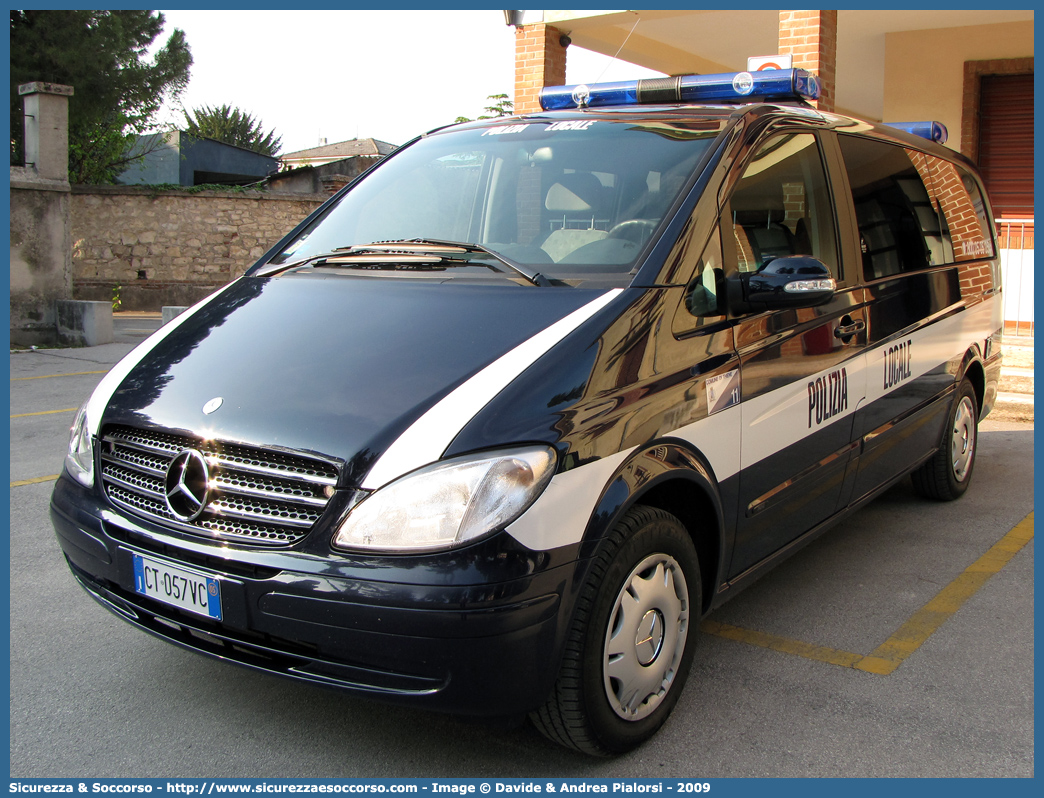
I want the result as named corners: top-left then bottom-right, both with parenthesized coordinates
top-left (164, 449), bottom-right (211, 521)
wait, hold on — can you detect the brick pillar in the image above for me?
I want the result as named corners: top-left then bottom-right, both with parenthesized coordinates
top-left (514, 24), bottom-right (568, 115)
top-left (778, 11), bottom-right (837, 112)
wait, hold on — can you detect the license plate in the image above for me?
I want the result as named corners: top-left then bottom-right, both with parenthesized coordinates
top-left (132, 553), bottom-right (222, 621)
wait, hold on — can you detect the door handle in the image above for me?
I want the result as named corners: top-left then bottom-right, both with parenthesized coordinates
top-left (690, 353), bottom-right (733, 377)
top-left (834, 317), bottom-right (865, 341)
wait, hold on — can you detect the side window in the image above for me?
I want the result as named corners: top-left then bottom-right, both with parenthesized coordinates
top-left (671, 225), bottom-right (726, 336)
top-left (838, 135), bottom-right (947, 280)
top-left (727, 133), bottom-right (838, 276)
top-left (924, 157), bottom-right (996, 262)
top-left (683, 226), bottom-right (723, 318)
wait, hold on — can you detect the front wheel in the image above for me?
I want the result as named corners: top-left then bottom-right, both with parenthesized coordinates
top-left (531, 505), bottom-right (701, 755)
top-left (911, 378), bottom-right (979, 500)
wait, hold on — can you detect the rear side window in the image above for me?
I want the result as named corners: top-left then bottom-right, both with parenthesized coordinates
top-left (839, 135), bottom-right (947, 280)
top-left (922, 157), bottom-right (995, 261)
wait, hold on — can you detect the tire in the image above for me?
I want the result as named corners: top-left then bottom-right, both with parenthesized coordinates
top-left (530, 505), bottom-right (701, 756)
top-left (911, 378), bottom-right (979, 501)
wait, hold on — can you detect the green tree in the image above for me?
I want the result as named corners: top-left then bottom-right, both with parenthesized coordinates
top-left (455, 93), bottom-right (514, 124)
top-left (182, 104), bottom-right (282, 156)
top-left (10, 10), bottom-right (192, 183)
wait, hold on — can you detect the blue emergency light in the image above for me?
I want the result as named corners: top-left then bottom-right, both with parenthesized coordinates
top-left (539, 68), bottom-right (821, 111)
top-left (882, 121), bottom-right (948, 144)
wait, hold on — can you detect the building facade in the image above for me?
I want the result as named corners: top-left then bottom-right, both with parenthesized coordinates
top-left (511, 9), bottom-right (1033, 333)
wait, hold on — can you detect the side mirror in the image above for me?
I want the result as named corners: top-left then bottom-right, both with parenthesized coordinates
top-left (727, 257), bottom-right (836, 314)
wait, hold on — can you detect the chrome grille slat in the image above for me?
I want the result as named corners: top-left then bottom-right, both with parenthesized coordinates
top-left (101, 448), bottom-right (167, 478)
top-left (211, 477), bottom-right (328, 507)
top-left (102, 463), bottom-right (166, 500)
top-left (109, 484), bottom-right (174, 520)
top-left (106, 429), bottom-right (185, 456)
top-left (100, 425), bottom-right (340, 547)
top-left (208, 453), bottom-right (338, 486)
top-left (209, 497), bottom-right (319, 528)
top-left (198, 516), bottom-right (300, 543)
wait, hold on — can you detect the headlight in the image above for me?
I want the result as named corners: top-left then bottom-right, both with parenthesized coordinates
top-left (65, 402), bottom-right (95, 487)
top-left (333, 446), bottom-right (557, 552)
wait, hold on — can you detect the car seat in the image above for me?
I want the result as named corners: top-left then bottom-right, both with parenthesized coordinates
top-left (731, 194), bottom-right (799, 269)
top-left (539, 173), bottom-right (610, 262)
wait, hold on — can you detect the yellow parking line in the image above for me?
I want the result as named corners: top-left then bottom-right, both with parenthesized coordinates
top-left (702, 512), bottom-right (1034, 675)
top-left (854, 512), bottom-right (1034, 675)
top-left (11, 474), bottom-right (59, 487)
top-left (11, 407), bottom-right (78, 418)
top-left (11, 370), bottom-right (108, 381)
top-left (700, 620), bottom-right (863, 668)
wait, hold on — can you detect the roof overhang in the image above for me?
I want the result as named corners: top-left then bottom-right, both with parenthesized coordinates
top-left (540, 9), bottom-right (1034, 119)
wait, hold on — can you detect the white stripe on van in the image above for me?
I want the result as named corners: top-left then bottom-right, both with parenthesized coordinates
top-left (84, 286), bottom-right (230, 438)
top-left (360, 289), bottom-right (624, 491)
top-left (507, 296), bottom-right (1000, 551)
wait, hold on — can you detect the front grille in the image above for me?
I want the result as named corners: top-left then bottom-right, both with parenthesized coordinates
top-left (99, 425), bottom-right (340, 547)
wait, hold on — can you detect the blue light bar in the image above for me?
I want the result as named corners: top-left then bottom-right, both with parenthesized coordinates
top-left (883, 121), bottom-right (948, 144)
top-left (539, 68), bottom-right (821, 111)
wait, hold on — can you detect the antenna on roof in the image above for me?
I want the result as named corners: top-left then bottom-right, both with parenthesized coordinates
top-left (593, 13), bottom-right (642, 84)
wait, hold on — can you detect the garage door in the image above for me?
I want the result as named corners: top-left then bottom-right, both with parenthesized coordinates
top-left (978, 72), bottom-right (1033, 219)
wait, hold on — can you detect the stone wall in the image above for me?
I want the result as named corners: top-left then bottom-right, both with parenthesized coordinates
top-left (71, 185), bottom-right (325, 310)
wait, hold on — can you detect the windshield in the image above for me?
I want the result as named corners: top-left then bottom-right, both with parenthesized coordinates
top-left (268, 116), bottom-right (724, 280)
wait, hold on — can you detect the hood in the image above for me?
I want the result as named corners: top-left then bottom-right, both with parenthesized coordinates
top-left (101, 274), bottom-right (615, 487)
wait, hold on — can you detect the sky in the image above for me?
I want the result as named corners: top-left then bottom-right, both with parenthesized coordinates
top-left (152, 9), bottom-right (666, 155)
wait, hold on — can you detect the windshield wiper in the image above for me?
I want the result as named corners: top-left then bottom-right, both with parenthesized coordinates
top-left (347, 238), bottom-right (553, 287)
top-left (253, 247), bottom-right (445, 277)
top-left (256, 239), bottom-right (553, 286)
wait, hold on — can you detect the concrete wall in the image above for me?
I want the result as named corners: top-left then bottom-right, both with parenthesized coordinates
top-left (70, 185), bottom-right (325, 310)
top-left (10, 168), bottom-right (73, 345)
top-left (10, 83), bottom-right (77, 347)
top-left (883, 21), bottom-right (1034, 155)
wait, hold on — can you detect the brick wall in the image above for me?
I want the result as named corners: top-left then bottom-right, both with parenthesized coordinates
top-left (70, 185), bottom-right (324, 311)
top-left (778, 10), bottom-right (837, 112)
top-left (514, 24), bottom-right (568, 115)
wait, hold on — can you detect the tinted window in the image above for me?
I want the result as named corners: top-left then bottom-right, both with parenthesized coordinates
top-left (839, 135), bottom-right (946, 280)
top-left (680, 226), bottom-right (724, 320)
top-left (728, 133), bottom-right (838, 277)
top-left (924, 157), bottom-right (995, 261)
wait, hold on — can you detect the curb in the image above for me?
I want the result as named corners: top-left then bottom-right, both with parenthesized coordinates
top-left (990, 392), bottom-right (1033, 423)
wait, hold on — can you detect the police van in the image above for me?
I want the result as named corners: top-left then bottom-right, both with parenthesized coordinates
top-left (51, 68), bottom-right (1002, 755)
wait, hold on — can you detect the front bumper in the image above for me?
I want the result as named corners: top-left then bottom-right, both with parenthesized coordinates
top-left (50, 473), bottom-right (576, 717)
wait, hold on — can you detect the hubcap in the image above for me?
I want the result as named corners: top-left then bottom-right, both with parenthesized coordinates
top-left (951, 396), bottom-right (976, 482)
top-left (603, 554), bottom-right (689, 721)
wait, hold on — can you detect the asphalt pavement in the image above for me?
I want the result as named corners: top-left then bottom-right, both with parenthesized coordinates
top-left (8, 340), bottom-right (1034, 778)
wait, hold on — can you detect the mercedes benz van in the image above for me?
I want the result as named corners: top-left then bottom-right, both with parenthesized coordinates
top-left (51, 69), bottom-right (1002, 755)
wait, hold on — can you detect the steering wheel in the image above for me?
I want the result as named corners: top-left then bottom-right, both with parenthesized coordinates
top-left (607, 219), bottom-right (658, 246)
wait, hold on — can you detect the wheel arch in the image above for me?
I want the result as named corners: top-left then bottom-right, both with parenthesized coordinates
top-left (959, 348), bottom-right (986, 417)
top-left (578, 439), bottom-right (727, 617)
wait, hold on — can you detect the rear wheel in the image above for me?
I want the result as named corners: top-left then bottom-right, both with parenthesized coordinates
top-left (531, 505), bottom-right (701, 755)
top-left (912, 378), bottom-right (979, 500)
